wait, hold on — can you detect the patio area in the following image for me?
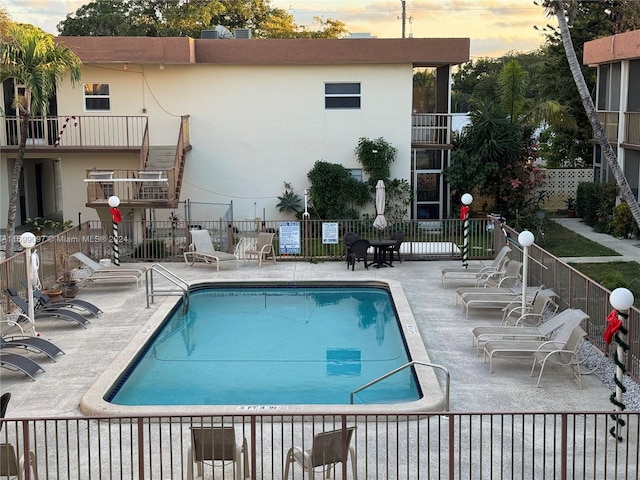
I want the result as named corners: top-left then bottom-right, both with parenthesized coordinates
top-left (2, 257), bottom-right (615, 416)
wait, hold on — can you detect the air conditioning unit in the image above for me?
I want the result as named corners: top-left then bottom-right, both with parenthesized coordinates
top-left (201, 30), bottom-right (219, 39)
top-left (234, 28), bottom-right (252, 39)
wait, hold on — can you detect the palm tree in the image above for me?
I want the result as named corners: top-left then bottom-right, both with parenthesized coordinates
top-left (0, 24), bottom-right (82, 256)
top-left (498, 59), bottom-right (577, 131)
top-left (538, 0), bottom-right (640, 227)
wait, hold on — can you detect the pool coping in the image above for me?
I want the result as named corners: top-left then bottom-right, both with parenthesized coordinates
top-left (80, 278), bottom-right (447, 417)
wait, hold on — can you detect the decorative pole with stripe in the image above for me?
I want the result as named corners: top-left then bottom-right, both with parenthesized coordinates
top-left (460, 193), bottom-right (473, 268)
top-left (108, 195), bottom-right (121, 266)
top-left (606, 287), bottom-right (634, 441)
top-left (518, 230), bottom-right (535, 313)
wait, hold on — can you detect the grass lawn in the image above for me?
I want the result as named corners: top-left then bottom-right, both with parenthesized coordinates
top-left (544, 219), bottom-right (640, 303)
top-left (541, 220), bottom-right (620, 257)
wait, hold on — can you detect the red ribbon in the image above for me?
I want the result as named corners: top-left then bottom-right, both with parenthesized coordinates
top-left (110, 207), bottom-right (122, 224)
top-left (604, 309), bottom-right (622, 344)
top-left (459, 205), bottom-right (470, 221)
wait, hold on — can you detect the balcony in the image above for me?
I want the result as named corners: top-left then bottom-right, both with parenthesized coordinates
top-left (0, 115), bottom-right (147, 152)
top-left (595, 111), bottom-right (640, 149)
top-left (411, 113), bottom-right (452, 147)
top-left (85, 168), bottom-right (179, 208)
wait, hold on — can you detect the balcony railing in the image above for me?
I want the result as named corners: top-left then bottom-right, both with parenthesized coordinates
top-left (0, 115), bottom-right (148, 150)
top-left (84, 168), bottom-right (177, 206)
top-left (411, 113), bottom-right (451, 145)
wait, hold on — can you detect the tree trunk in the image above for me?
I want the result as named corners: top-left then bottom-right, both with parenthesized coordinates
top-left (5, 112), bottom-right (30, 257)
top-left (554, 5), bottom-right (640, 228)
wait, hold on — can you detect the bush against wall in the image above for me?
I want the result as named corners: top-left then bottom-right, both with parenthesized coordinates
top-left (576, 181), bottom-right (617, 227)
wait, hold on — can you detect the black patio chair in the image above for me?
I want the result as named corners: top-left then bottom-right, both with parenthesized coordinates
top-left (347, 239), bottom-right (371, 271)
top-left (386, 230), bottom-right (404, 263)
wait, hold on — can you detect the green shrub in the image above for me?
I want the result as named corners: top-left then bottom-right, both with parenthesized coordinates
top-left (599, 271), bottom-right (627, 291)
top-left (576, 182), bottom-right (617, 226)
top-left (131, 239), bottom-right (168, 259)
top-left (611, 202), bottom-right (634, 238)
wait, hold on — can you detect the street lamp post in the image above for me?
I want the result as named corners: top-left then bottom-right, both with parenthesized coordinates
top-left (108, 195), bottom-right (121, 266)
top-left (19, 232), bottom-right (38, 335)
top-left (460, 193), bottom-right (473, 268)
top-left (608, 287), bottom-right (634, 441)
top-left (518, 230), bottom-right (535, 313)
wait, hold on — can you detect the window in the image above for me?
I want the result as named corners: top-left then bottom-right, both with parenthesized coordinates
top-left (597, 63), bottom-right (620, 111)
top-left (348, 169), bottom-right (363, 181)
top-left (84, 83), bottom-right (110, 111)
top-left (325, 83), bottom-right (361, 109)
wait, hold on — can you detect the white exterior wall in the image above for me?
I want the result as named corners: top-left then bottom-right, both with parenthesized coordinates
top-left (185, 64), bottom-right (412, 220)
top-left (0, 60), bottom-right (416, 229)
top-left (55, 63), bottom-right (414, 221)
top-left (60, 153), bottom-right (139, 223)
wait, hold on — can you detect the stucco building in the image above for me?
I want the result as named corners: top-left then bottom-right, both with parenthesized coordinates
top-left (1, 35), bottom-right (469, 229)
top-left (584, 29), bottom-right (640, 196)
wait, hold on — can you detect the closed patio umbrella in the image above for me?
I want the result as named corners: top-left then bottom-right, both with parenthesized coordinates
top-left (373, 180), bottom-right (387, 230)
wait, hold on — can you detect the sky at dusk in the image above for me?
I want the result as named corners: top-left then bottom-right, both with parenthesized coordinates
top-left (3, 0), bottom-right (552, 58)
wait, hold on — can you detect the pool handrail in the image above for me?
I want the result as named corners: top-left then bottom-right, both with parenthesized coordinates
top-left (350, 361), bottom-right (450, 411)
top-left (145, 264), bottom-right (191, 312)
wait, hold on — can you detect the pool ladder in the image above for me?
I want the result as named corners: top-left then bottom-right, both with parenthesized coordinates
top-left (145, 264), bottom-right (190, 313)
top-left (350, 361), bottom-right (450, 411)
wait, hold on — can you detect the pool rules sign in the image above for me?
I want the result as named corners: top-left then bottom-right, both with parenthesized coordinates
top-left (279, 222), bottom-right (301, 255)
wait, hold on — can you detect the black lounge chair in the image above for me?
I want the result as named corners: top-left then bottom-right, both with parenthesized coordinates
top-left (5, 288), bottom-right (90, 328)
top-left (22, 281), bottom-right (102, 317)
top-left (0, 353), bottom-right (44, 380)
top-left (1, 336), bottom-right (64, 361)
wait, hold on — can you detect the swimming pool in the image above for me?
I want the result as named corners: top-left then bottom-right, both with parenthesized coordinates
top-left (81, 280), bottom-right (446, 416)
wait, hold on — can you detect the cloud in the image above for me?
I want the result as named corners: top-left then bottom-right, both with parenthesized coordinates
top-left (5, 0), bottom-right (86, 34)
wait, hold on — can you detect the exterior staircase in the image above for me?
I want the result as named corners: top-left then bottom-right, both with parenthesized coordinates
top-left (84, 115), bottom-right (190, 210)
top-left (138, 146), bottom-right (175, 201)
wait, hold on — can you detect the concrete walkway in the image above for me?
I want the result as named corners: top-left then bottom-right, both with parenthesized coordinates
top-left (2, 255), bottom-right (616, 418)
top-left (553, 217), bottom-right (640, 263)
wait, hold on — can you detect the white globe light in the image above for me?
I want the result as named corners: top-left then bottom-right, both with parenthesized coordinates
top-left (518, 230), bottom-right (535, 247)
top-left (19, 232), bottom-right (37, 249)
top-left (461, 193), bottom-right (473, 205)
top-left (108, 196), bottom-right (120, 208)
top-left (610, 287), bottom-right (634, 311)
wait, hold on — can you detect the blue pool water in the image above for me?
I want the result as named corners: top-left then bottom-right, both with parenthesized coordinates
top-left (107, 285), bottom-right (421, 406)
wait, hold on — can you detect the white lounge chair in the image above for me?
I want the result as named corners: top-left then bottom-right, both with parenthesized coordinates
top-left (471, 303), bottom-right (571, 355)
top-left (441, 246), bottom-right (511, 287)
top-left (70, 252), bottom-right (145, 287)
top-left (183, 230), bottom-right (239, 271)
top-left (500, 289), bottom-right (559, 327)
top-left (482, 309), bottom-right (588, 373)
top-left (459, 286), bottom-right (552, 320)
top-left (530, 324), bottom-right (588, 387)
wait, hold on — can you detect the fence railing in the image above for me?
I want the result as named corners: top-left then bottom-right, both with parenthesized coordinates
top-left (2, 218), bottom-right (638, 380)
top-left (1, 412), bottom-right (638, 479)
top-left (0, 115), bottom-right (148, 149)
top-left (494, 222), bottom-right (639, 381)
top-left (84, 168), bottom-right (177, 204)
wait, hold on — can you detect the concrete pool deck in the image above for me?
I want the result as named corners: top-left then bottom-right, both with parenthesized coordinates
top-left (2, 256), bottom-right (614, 417)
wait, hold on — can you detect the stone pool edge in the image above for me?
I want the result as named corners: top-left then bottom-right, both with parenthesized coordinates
top-left (80, 278), bottom-right (447, 417)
